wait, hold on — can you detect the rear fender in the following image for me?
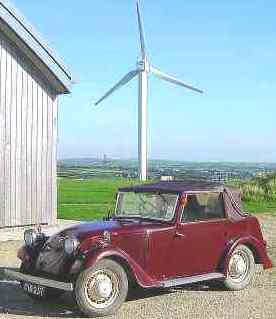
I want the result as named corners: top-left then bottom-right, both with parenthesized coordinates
top-left (83, 247), bottom-right (160, 288)
top-left (221, 236), bottom-right (273, 275)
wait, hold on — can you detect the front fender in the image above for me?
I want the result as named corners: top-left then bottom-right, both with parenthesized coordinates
top-left (83, 246), bottom-right (160, 289)
top-left (221, 236), bottom-right (273, 275)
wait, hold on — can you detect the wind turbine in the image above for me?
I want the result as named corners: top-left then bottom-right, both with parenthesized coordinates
top-left (95, 1), bottom-right (204, 181)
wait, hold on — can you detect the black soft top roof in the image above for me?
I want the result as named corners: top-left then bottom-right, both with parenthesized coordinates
top-left (119, 180), bottom-right (245, 221)
top-left (119, 180), bottom-right (224, 194)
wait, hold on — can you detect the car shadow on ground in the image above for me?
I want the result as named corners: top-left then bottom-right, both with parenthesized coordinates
top-left (127, 280), bottom-right (225, 301)
top-left (0, 280), bottom-right (80, 318)
top-left (0, 267), bottom-right (225, 318)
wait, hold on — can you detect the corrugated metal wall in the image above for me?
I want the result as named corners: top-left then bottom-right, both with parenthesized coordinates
top-left (0, 31), bottom-right (58, 228)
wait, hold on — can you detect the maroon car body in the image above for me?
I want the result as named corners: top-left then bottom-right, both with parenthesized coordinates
top-left (6, 181), bottom-right (273, 317)
top-left (62, 181), bottom-right (272, 287)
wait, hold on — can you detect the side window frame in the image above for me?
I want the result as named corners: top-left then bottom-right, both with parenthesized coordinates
top-left (180, 192), bottom-right (226, 224)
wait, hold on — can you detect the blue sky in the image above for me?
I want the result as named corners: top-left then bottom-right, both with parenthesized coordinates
top-left (13, 0), bottom-right (276, 162)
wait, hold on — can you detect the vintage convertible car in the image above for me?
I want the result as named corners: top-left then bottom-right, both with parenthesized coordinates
top-left (5, 181), bottom-right (273, 317)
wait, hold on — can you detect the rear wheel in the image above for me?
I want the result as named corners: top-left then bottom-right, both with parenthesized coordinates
top-left (223, 244), bottom-right (255, 290)
top-left (74, 259), bottom-right (128, 317)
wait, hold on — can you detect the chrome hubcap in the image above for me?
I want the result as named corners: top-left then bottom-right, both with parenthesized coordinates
top-left (229, 251), bottom-right (249, 282)
top-left (85, 270), bottom-right (119, 309)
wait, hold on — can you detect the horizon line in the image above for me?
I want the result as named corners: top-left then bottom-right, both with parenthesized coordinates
top-left (57, 157), bottom-right (276, 165)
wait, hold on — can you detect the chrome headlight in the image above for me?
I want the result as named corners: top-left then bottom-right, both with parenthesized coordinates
top-left (24, 229), bottom-right (39, 247)
top-left (103, 230), bottom-right (111, 243)
top-left (64, 237), bottom-right (80, 256)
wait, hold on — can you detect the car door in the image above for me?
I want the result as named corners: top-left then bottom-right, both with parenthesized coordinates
top-left (169, 192), bottom-right (230, 277)
top-left (145, 226), bottom-right (177, 280)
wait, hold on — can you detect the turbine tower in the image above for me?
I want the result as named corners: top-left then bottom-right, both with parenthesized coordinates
top-left (95, 1), bottom-right (204, 181)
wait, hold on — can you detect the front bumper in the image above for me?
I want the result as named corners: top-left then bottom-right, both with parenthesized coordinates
top-left (4, 269), bottom-right (74, 292)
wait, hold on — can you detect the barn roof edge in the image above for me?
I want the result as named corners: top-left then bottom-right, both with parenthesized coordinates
top-left (0, 0), bottom-right (75, 94)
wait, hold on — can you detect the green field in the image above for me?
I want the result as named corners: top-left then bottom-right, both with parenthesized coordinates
top-left (58, 177), bottom-right (276, 221)
top-left (243, 201), bottom-right (276, 215)
top-left (58, 178), bottom-right (141, 221)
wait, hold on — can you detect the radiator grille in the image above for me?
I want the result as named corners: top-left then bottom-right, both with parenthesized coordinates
top-left (36, 235), bottom-right (67, 275)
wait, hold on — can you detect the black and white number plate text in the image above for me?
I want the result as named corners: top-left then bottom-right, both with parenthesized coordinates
top-left (22, 282), bottom-right (46, 297)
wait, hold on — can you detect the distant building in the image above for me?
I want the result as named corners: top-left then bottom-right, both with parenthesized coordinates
top-left (161, 176), bottom-right (175, 181)
top-left (0, 1), bottom-right (73, 227)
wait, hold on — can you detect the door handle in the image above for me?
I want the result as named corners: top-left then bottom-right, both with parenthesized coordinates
top-left (175, 231), bottom-right (186, 239)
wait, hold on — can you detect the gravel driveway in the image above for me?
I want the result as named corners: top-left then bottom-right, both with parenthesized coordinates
top-left (0, 215), bottom-right (275, 319)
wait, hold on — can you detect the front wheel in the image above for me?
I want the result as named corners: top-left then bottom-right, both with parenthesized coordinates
top-left (74, 259), bottom-right (128, 317)
top-left (223, 244), bottom-right (255, 291)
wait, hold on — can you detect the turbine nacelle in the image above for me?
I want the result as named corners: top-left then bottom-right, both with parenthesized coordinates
top-left (137, 59), bottom-right (150, 73)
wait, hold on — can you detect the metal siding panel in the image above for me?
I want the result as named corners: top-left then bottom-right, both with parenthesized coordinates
top-left (47, 94), bottom-right (53, 225)
top-left (52, 97), bottom-right (58, 225)
top-left (0, 38), bottom-right (5, 227)
top-left (31, 79), bottom-right (38, 225)
top-left (36, 84), bottom-right (42, 224)
top-left (41, 89), bottom-right (48, 224)
top-left (0, 31), bottom-right (58, 228)
top-left (10, 49), bottom-right (18, 226)
top-left (15, 55), bottom-right (22, 225)
top-left (26, 72), bottom-right (33, 225)
top-left (20, 66), bottom-right (28, 225)
top-left (4, 44), bottom-right (12, 226)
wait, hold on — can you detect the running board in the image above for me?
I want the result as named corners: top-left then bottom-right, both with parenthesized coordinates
top-left (161, 272), bottom-right (225, 288)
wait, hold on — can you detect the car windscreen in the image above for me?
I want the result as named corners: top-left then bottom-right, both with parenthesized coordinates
top-left (115, 192), bottom-right (178, 221)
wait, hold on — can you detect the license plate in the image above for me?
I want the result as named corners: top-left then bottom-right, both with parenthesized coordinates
top-left (22, 282), bottom-right (46, 297)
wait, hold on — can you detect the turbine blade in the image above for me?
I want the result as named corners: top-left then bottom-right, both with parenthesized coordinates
top-left (95, 70), bottom-right (139, 106)
top-left (136, 0), bottom-right (146, 58)
top-left (151, 67), bottom-right (204, 94)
